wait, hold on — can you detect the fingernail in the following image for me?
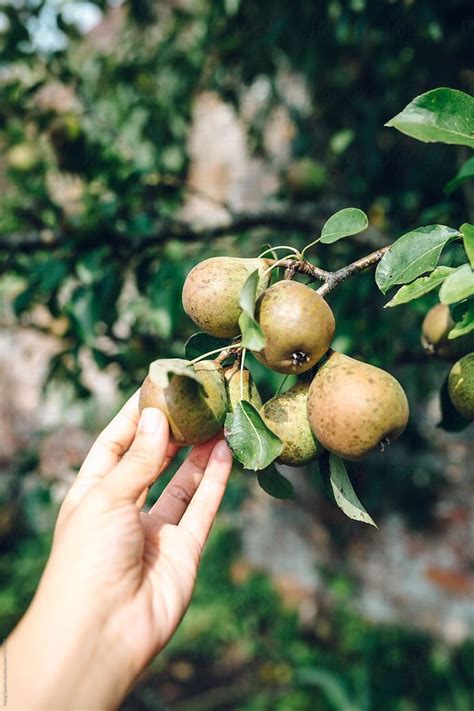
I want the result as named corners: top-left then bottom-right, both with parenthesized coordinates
top-left (213, 439), bottom-right (231, 461)
top-left (139, 408), bottom-right (162, 434)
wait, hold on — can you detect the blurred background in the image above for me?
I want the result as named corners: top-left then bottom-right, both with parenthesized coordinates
top-left (0, 1), bottom-right (473, 709)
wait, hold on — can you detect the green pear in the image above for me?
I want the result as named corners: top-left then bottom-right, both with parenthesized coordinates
top-left (224, 365), bottom-right (262, 411)
top-left (139, 358), bottom-right (228, 445)
top-left (307, 352), bottom-right (409, 460)
top-left (261, 381), bottom-right (324, 466)
top-left (448, 353), bottom-right (474, 421)
top-left (421, 304), bottom-right (474, 360)
top-left (182, 256), bottom-right (271, 338)
top-left (253, 281), bottom-right (335, 374)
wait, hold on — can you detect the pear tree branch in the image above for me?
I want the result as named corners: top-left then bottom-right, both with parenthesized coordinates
top-left (271, 246), bottom-right (390, 296)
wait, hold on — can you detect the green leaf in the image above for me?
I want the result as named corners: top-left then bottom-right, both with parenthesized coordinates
top-left (439, 264), bottom-right (474, 304)
top-left (375, 225), bottom-right (459, 294)
top-left (185, 332), bottom-right (227, 360)
top-left (384, 266), bottom-right (454, 307)
top-left (329, 455), bottom-right (377, 527)
top-left (257, 466), bottom-right (294, 499)
top-left (438, 375), bottom-right (471, 432)
top-left (385, 88), bottom-right (474, 148)
top-left (148, 358), bottom-right (203, 389)
top-left (224, 400), bottom-right (283, 471)
top-left (461, 223), bottom-right (474, 269)
top-left (238, 269), bottom-right (266, 351)
top-left (445, 156), bottom-right (474, 194)
top-left (297, 668), bottom-right (358, 711)
top-left (320, 207), bottom-right (368, 244)
top-left (448, 300), bottom-right (474, 339)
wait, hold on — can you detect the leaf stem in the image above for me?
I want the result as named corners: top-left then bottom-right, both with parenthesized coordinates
top-left (258, 245), bottom-right (300, 259)
top-left (261, 254), bottom-right (299, 279)
top-left (300, 236), bottom-right (321, 258)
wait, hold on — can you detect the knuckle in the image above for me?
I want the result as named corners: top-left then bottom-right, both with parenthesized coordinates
top-left (124, 446), bottom-right (153, 468)
top-left (98, 435), bottom-right (127, 459)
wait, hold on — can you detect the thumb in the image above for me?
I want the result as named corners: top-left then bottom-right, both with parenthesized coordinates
top-left (100, 408), bottom-right (169, 502)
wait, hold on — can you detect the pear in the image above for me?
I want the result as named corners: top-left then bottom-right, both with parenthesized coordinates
top-left (224, 365), bottom-right (262, 411)
top-left (253, 281), bottom-right (335, 374)
top-left (182, 256), bottom-right (271, 338)
top-left (261, 381), bottom-right (324, 466)
top-left (421, 304), bottom-right (474, 360)
top-left (448, 353), bottom-right (474, 421)
top-left (139, 358), bottom-right (228, 445)
top-left (307, 352), bottom-right (409, 460)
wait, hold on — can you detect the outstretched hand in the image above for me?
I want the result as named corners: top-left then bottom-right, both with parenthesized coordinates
top-left (7, 393), bottom-right (233, 711)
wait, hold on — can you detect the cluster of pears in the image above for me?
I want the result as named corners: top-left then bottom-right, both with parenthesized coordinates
top-left (140, 256), bottom-right (410, 463)
top-left (421, 304), bottom-right (474, 421)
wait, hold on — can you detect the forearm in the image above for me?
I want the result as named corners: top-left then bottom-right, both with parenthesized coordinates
top-left (5, 592), bottom-right (135, 711)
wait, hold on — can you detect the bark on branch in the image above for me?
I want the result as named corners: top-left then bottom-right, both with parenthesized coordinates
top-left (270, 246), bottom-right (390, 295)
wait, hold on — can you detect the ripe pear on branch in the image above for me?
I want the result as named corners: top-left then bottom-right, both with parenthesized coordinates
top-left (182, 256), bottom-right (271, 338)
top-left (261, 381), bottom-right (324, 466)
top-left (139, 358), bottom-right (228, 445)
top-left (448, 353), bottom-right (474, 421)
top-left (252, 280), bottom-right (335, 374)
top-left (307, 352), bottom-right (409, 461)
top-left (421, 304), bottom-right (474, 360)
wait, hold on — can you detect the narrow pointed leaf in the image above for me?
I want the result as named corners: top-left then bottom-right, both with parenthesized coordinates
top-left (224, 400), bottom-right (283, 470)
top-left (238, 269), bottom-right (266, 350)
top-left (257, 466), bottom-right (294, 499)
top-left (439, 263), bottom-right (474, 304)
top-left (384, 266), bottom-right (454, 307)
top-left (445, 156), bottom-right (474, 194)
top-left (185, 332), bottom-right (227, 360)
top-left (320, 207), bottom-right (368, 244)
top-left (329, 455), bottom-right (377, 527)
top-left (461, 223), bottom-right (474, 269)
top-left (375, 225), bottom-right (459, 294)
top-left (385, 88), bottom-right (474, 148)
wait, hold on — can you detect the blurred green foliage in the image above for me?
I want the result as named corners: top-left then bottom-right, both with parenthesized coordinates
top-left (1, 1), bottom-right (473, 708)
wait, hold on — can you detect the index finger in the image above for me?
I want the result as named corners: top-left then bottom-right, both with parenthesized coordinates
top-left (65, 392), bottom-right (177, 508)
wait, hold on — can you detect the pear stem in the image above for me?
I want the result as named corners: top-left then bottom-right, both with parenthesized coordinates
top-left (239, 349), bottom-right (246, 400)
top-left (275, 374), bottom-right (290, 396)
top-left (190, 345), bottom-right (235, 364)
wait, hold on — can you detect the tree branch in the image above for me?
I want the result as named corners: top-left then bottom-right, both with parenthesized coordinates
top-left (316, 246), bottom-right (390, 296)
top-left (0, 209), bottom-right (386, 257)
top-left (269, 245), bottom-right (390, 295)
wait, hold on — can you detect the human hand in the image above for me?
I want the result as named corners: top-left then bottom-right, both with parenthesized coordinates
top-left (6, 392), bottom-right (233, 710)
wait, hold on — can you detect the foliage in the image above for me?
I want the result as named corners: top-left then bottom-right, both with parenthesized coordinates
top-left (1, 3), bottom-right (473, 705)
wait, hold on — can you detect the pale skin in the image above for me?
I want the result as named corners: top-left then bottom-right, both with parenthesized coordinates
top-left (5, 392), bottom-right (233, 710)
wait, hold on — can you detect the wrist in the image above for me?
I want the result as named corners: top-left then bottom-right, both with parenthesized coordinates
top-left (6, 590), bottom-right (135, 710)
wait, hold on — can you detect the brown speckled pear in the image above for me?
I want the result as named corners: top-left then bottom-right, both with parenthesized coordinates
top-left (252, 281), bottom-right (335, 374)
top-left (261, 381), bottom-right (324, 466)
top-left (182, 256), bottom-right (271, 338)
top-left (448, 353), bottom-right (474, 420)
top-left (224, 366), bottom-right (262, 411)
top-left (307, 352), bottom-right (409, 460)
top-left (421, 304), bottom-right (474, 360)
top-left (139, 359), bottom-right (228, 445)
